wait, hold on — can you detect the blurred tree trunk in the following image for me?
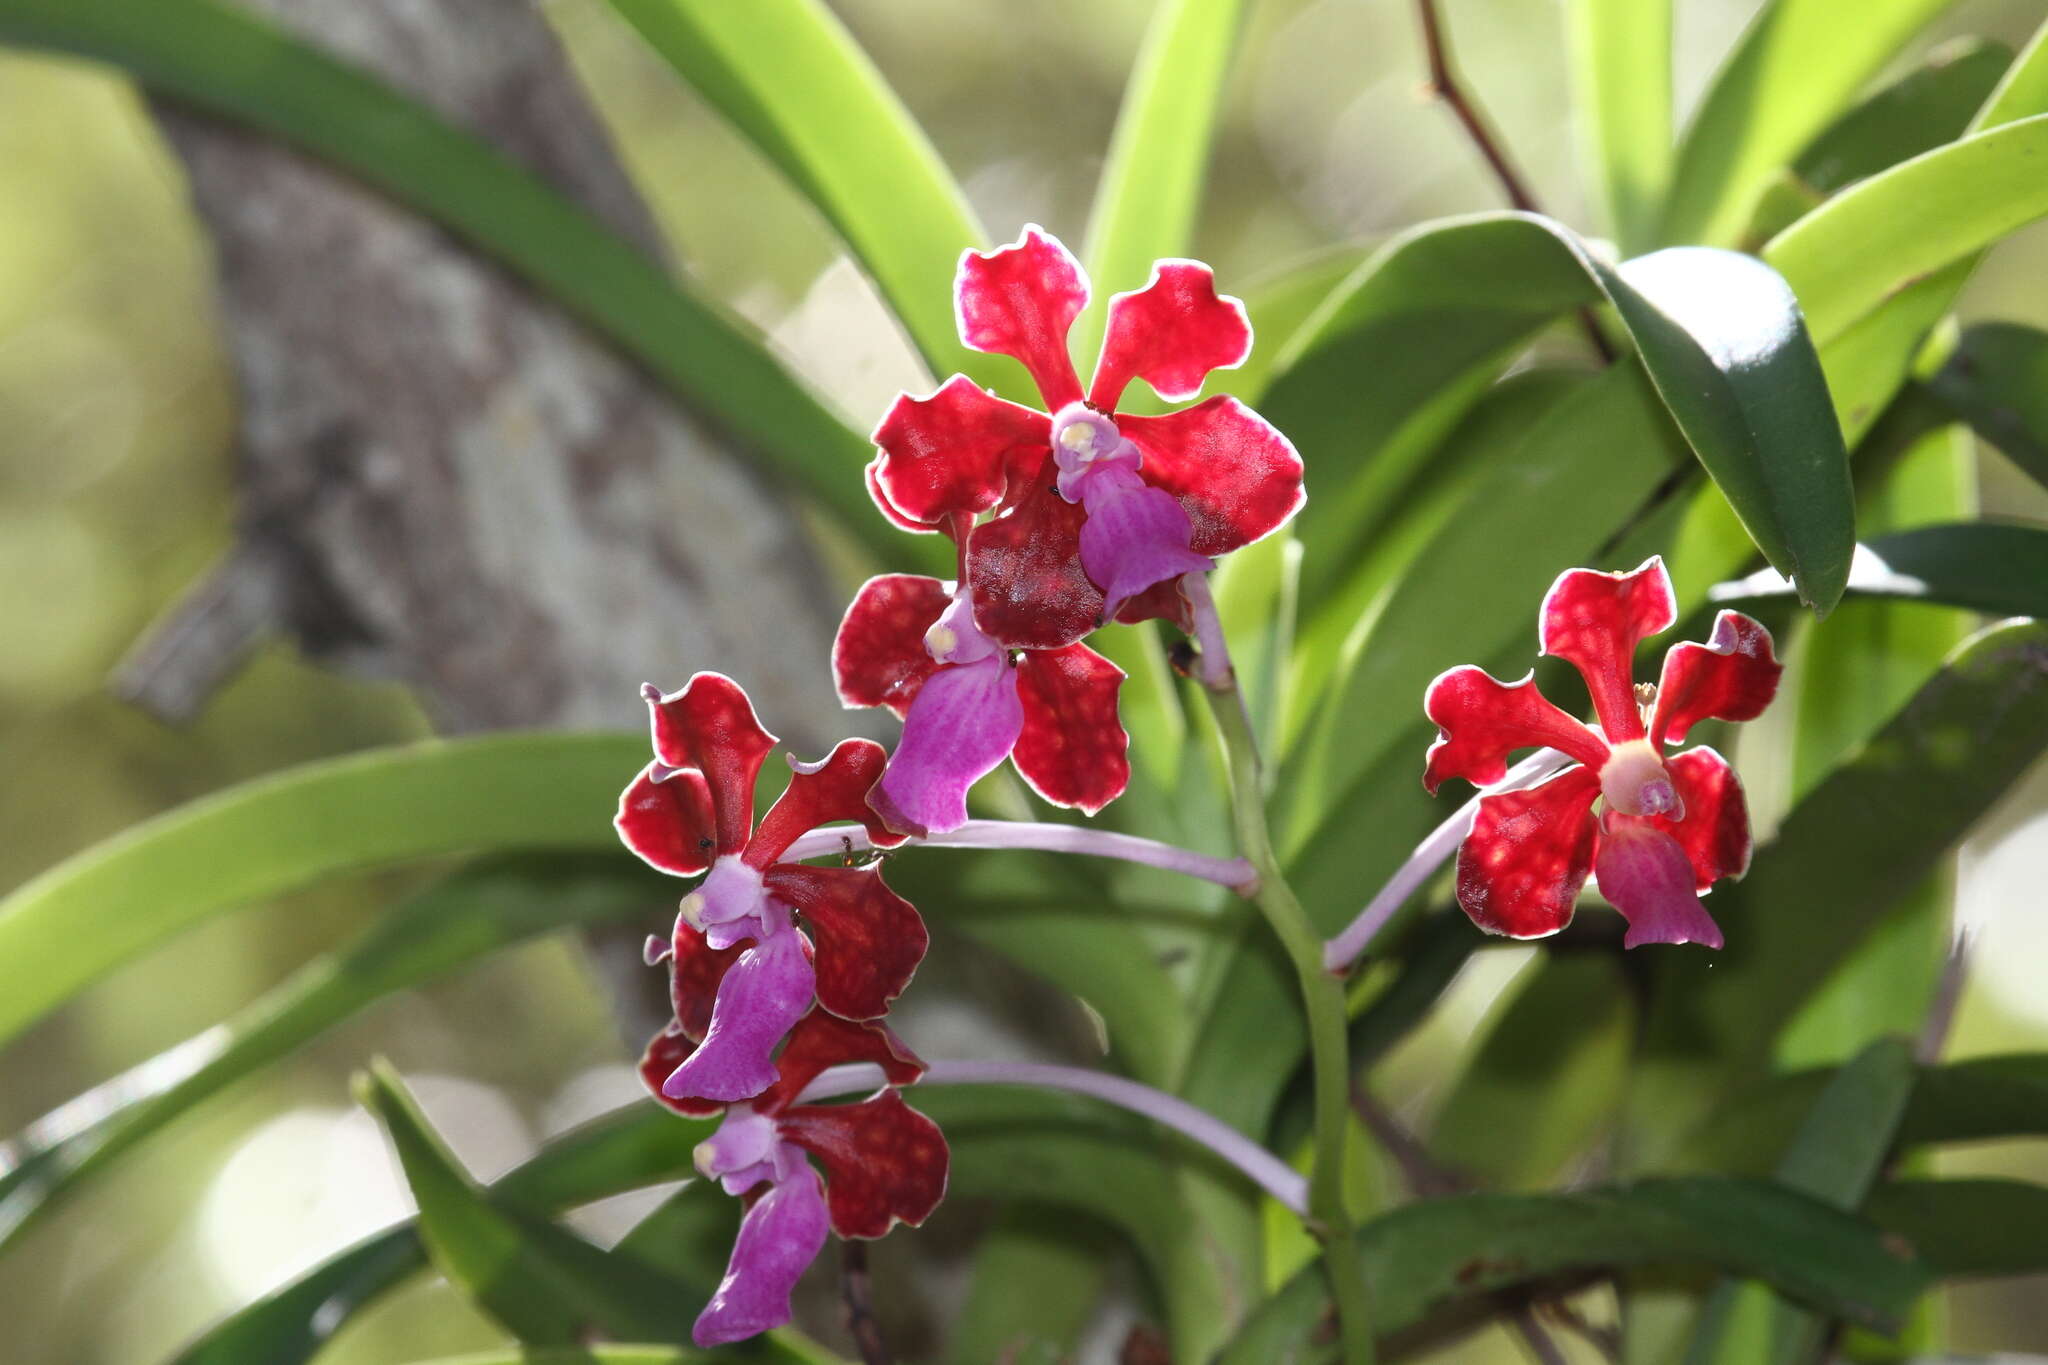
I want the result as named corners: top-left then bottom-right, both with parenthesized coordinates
top-left (118, 0), bottom-right (840, 1039)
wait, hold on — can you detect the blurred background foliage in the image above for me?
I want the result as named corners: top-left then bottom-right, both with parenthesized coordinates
top-left (3, 0), bottom-right (2048, 1359)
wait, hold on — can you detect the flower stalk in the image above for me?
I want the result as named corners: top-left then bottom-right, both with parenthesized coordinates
top-left (780, 819), bottom-right (1256, 893)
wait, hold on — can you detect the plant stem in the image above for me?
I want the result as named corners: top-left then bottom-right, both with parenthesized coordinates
top-left (780, 819), bottom-right (1256, 893)
top-left (1198, 664), bottom-right (1376, 1363)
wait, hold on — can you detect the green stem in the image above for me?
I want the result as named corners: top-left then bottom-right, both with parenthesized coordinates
top-left (1204, 677), bottom-right (1376, 1363)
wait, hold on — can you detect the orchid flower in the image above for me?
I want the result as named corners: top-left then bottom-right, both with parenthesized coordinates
top-left (1422, 558), bottom-right (1782, 948)
top-left (641, 966), bottom-right (946, 1348)
top-left (834, 573), bottom-right (1129, 834)
top-left (617, 673), bottom-right (925, 1101)
top-left (867, 225), bottom-right (1305, 649)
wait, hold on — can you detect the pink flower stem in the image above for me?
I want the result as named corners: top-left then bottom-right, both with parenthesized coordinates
top-left (796, 1059), bottom-right (1308, 1215)
top-left (1181, 570), bottom-right (1236, 692)
top-left (781, 820), bottom-right (1257, 894)
top-left (1320, 748), bottom-right (1576, 972)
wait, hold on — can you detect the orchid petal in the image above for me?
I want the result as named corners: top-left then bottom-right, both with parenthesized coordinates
top-left (758, 1009), bottom-right (927, 1115)
top-left (666, 920), bottom-right (748, 1041)
top-left (954, 225), bottom-right (1087, 409)
top-left (865, 458), bottom-right (937, 534)
top-left (1596, 821), bottom-right (1725, 949)
top-left (1650, 610), bottom-right (1784, 747)
top-left (871, 654), bottom-right (1026, 835)
top-left (1112, 576), bottom-right (1194, 630)
top-left (870, 375), bottom-right (1051, 525)
top-left (1538, 559), bottom-right (1677, 743)
top-left (764, 865), bottom-right (929, 1021)
top-left (662, 929), bottom-right (816, 1104)
top-left (645, 674), bottom-right (777, 856)
top-left (1117, 397), bottom-right (1304, 557)
top-left (637, 1024), bottom-right (723, 1118)
top-left (694, 1108), bottom-right (793, 1196)
top-left (1089, 260), bottom-right (1252, 409)
top-left (616, 762), bottom-right (717, 876)
top-left (834, 574), bottom-right (951, 717)
top-left (1013, 643), bottom-right (1130, 815)
top-left (1647, 746), bottom-right (1753, 889)
top-left (778, 1090), bottom-right (950, 1239)
top-left (748, 740), bottom-right (908, 868)
top-left (1422, 666), bottom-right (1610, 794)
top-left (1454, 766), bottom-right (1602, 938)
top-left (966, 475), bottom-right (1101, 649)
top-left (1076, 466), bottom-right (1213, 622)
top-left (691, 1162), bottom-right (831, 1348)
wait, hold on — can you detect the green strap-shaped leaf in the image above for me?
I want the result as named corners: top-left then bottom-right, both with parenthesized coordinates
top-left (1569, 0), bottom-right (1671, 252)
top-left (1072, 0), bottom-right (1248, 363)
top-left (601, 0), bottom-right (992, 389)
top-left (1630, 620), bottom-right (2048, 1164)
top-left (1711, 522), bottom-right (2048, 622)
top-left (0, 0), bottom-right (917, 563)
top-left (1658, 0), bottom-right (1955, 247)
top-left (1766, 115), bottom-right (2048, 350)
top-left (0, 733), bottom-right (641, 1049)
top-left (1686, 1039), bottom-right (1918, 1365)
top-left (1866, 1179), bottom-right (2048, 1278)
top-left (1793, 38), bottom-right (2014, 198)
top-left (0, 857), bottom-right (662, 1249)
top-left (1216, 1178), bottom-right (1928, 1363)
top-left (1926, 322), bottom-right (2048, 491)
top-left (356, 1062), bottom-right (721, 1347)
top-left (1272, 213), bottom-right (1852, 614)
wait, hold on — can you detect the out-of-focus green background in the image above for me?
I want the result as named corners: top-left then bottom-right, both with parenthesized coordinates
top-left (3, 1), bottom-right (2047, 1360)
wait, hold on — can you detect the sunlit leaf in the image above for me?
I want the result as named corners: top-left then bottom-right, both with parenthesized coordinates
top-left (1712, 522), bottom-right (2048, 620)
top-left (1569, 0), bottom-right (1671, 251)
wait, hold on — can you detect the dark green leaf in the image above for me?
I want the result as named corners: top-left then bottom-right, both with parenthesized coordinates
top-left (0, 0), bottom-right (911, 562)
top-left (1866, 1180), bottom-right (2048, 1278)
top-left (1926, 322), bottom-right (2048, 490)
top-left (1795, 39), bottom-right (2015, 196)
top-left (1711, 523), bottom-right (2048, 621)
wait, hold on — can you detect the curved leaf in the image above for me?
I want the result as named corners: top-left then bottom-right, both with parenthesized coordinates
top-left (0, 733), bottom-right (642, 1049)
top-left (1866, 1179), bottom-right (2048, 1278)
top-left (0, 0), bottom-right (911, 562)
top-left (1569, 0), bottom-right (1671, 252)
top-left (601, 0), bottom-right (991, 388)
top-left (1658, 0), bottom-right (1955, 246)
top-left (1217, 1177), bottom-right (1928, 1363)
top-left (1926, 322), bottom-right (2048, 491)
top-left (1711, 523), bottom-right (2048, 620)
top-left (0, 856), bottom-right (662, 1248)
top-left (1073, 0), bottom-right (1248, 362)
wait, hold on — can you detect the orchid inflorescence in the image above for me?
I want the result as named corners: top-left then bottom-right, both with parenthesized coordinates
top-left (612, 228), bottom-right (1783, 1346)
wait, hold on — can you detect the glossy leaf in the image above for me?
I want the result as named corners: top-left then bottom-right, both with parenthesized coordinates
top-left (0, 857), bottom-right (663, 1249)
top-left (602, 0), bottom-right (991, 388)
top-left (1659, 0), bottom-right (1954, 246)
top-left (1711, 522), bottom-right (2048, 621)
top-left (1075, 0), bottom-right (1248, 363)
top-left (1569, 0), bottom-right (1671, 251)
top-left (1217, 1178), bottom-right (1928, 1363)
top-left (1926, 322), bottom-right (2048, 490)
top-left (0, 0), bottom-right (911, 562)
top-left (0, 733), bottom-right (642, 1049)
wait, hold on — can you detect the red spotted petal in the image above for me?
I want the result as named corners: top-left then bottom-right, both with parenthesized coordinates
top-left (777, 1090), bottom-right (950, 1239)
top-left (638, 1024), bottom-right (723, 1118)
top-left (1013, 644), bottom-right (1129, 814)
top-left (955, 225), bottom-right (1087, 409)
top-left (966, 476), bottom-right (1102, 649)
top-left (1650, 610), bottom-right (1783, 748)
top-left (747, 740), bottom-right (909, 869)
top-left (763, 865), bottom-right (928, 1020)
top-left (1117, 397), bottom-right (1304, 557)
top-left (866, 459), bottom-right (938, 535)
top-left (669, 924), bottom-right (747, 1041)
top-left (645, 674), bottom-right (777, 855)
top-left (870, 376), bottom-right (1051, 525)
top-left (1645, 746), bottom-right (1752, 889)
top-left (1538, 559), bottom-right (1677, 743)
top-left (833, 574), bottom-right (951, 717)
top-left (1089, 261), bottom-right (1252, 409)
top-left (617, 763), bottom-right (719, 876)
top-left (757, 1009), bottom-right (926, 1116)
top-left (1422, 666), bottom-right (1610, 794)
top-left (1455, 765), bottom-right (1601, 938)
top-left (1113, 577), bottom-right (1194, 630)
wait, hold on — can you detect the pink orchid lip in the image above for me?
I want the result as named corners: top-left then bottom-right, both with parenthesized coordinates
top-left (1050, 402), bottom-right (1138, 501)
top-left (1595, 820), bottom-right (1725, 950)
top-left (682, 856), bottom-right (779, 950)
top-left (695, 1107), bottom-right (799, 1195)
top-left (924, 588), bottom-right (998, 666)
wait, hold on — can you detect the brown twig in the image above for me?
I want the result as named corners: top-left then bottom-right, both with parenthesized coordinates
top-left (1351, 1087), bottom-right (1576, 1365)
top-left (841, 1240), bottom-right (891, 1365)
top-left (1413, 0), bottom-right (1618, 365)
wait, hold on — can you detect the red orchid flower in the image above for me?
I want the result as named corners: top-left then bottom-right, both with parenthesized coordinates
top-left (616, 673), bottom-right (925, 1101)
top-left (834, 572), bottom-right (1130, 835)
top-left (1423, 558), bottom-right (1782, 948)
top-left (867, 225), bottom-right (1305, 650)
top-left (641, 954), bottom-right (946, 1348)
